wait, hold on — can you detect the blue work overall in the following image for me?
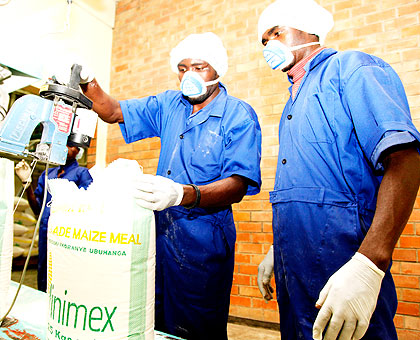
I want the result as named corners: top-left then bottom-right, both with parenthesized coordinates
top-left (119, 84), bottom-right (262, 340)
top-left (271, 48), bottom-right (420, 339)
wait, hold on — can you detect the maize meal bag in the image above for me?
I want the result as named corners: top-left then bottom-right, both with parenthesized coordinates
top-left (47, 159), bottom-right (155, 340)
top-left (0, 158), bottom-right (14, 318)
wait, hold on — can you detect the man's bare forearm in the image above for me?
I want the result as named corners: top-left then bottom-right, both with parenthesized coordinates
top-left (359, 147), bottom-right (420, 271)
top-left (181, 175), bottom-right (249, 208)
top-left (80, 79), bottom-right (123, 124)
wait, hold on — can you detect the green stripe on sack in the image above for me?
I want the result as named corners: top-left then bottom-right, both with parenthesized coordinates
top-left (129, 203), bottom-right (153, 339)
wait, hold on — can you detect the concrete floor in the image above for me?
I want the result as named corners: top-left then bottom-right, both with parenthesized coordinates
top-left (228, 323), bottom-right (281, 340)
top-left (11, 267), bottom-right (281, 340)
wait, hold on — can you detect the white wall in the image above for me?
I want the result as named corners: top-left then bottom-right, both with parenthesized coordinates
top-left (0, 0), bottom-right (117, 167)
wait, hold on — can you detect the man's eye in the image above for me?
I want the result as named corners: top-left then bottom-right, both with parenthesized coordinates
top-left (274, 30), bottom-right (284, 37)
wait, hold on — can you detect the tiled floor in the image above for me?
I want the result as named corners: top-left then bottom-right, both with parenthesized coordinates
top-left (11, 267), bottom-right (281, 340)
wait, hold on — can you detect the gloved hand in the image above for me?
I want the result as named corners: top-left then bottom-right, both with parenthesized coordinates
top-left (15, 160), bottom-right (32, 184)
top-left (51, 60), bottom-right (94, 86)
top-left (257, 245), bottom-right (275, 301)
top-left (133, 174), bottom-right (184, 211)
top-left (312, 252), bottom-right (385, 340)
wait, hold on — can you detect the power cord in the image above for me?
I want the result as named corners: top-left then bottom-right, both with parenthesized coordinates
top-left (0, 160), bottom-right (50, 325)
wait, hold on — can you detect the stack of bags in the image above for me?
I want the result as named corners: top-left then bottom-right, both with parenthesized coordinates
top-left (13, 197), bottom-right (38, 259)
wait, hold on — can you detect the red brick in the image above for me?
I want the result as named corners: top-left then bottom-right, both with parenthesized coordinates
top-left (401, 289), bottom-right (420, 303)
top-left (237, 243), bottom-right (262, 254)
top-left (263, 222), bottom-right (273, 233)
top-left (393, 275), bottom-right (420, 289)
top-left (239, 264), bottom-right (258, 275)
top-left (405, 315), bottom-right (420, 330)
top-left (252, 233), bottom-right (273, 244)
top-left (236, 233), bottom-right (251, 243)
top-left (397, 302), bottom-right (420, 316)
top-left (230, 285), bottom-right (239, 295)
top-left (235, 253), bottom-right (251, 264)
top-left (251, 254), bottom-right (266, 266)
top-left (398, 2), bottom-right (420, 16)
top-left (403, 223), bottom-right (415, 235)
top-left (233, 211), bottom-right (251, 222)
top-left (233, 274), bottom-right (251, 286)
top-left (401, 263), bottom-right (420, 275)
top-left (239, 286), bottom-right (261, 298)
top-left (236, 200), bottom-right (264, 210)
top-left (399, 236), bottom-right (420, 249)
top-left (237, 222), bottom-right (262, 232)
top-left (230, 295), bottom-right (251, 307)
top-left (394, 314), bottom-right (404, 328)
top-left (252, 298), bottom-right (278, 310)
top-left (396, 329), bottom-right (420, 340)
top-left (251, 211), bottom-right (272, 222)
top-left (393, 248), bottom-right (418, 262)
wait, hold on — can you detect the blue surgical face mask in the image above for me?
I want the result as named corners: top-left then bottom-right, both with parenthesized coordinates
top-left (180, 71), bottom-right (220, 98)
top-left (263, 40), bottom-right (320, 70)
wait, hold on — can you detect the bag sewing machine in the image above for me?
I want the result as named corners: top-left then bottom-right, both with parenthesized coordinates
top-left (0, 64), bottom-right (95, 165)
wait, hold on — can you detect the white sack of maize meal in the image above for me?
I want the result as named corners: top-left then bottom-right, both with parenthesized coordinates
top-left (0, 158), bottom-right (14, 318)
top-left (47, 159), bottom-right (155, 340)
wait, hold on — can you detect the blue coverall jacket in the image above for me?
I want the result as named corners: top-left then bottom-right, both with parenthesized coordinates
top-left (271, 48), bottom-right (420, 340)
top-left (35, 159), bottom-right (93, 292)
top-left (119, 84), bottom-right (262, 340)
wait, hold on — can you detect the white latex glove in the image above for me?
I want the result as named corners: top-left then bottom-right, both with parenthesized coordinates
top-left (15, 160), bottom-right (32, 184)
top-left (257, 245), bottom-right (275, 301)
top-left (313, 252), bottom-right (385, 340)
top-left (133, 174), bottom-right (184, 211)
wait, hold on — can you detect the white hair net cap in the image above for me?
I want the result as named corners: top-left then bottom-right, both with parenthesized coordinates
top-left (170, 32), bottom-right (228, 77)
top-left (258, 0), bottom-right (334, 44)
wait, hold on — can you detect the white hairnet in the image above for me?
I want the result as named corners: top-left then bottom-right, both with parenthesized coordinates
top-left (258, 0), bottom-right (334, 44)
top-left (170, 32), bottom-right (228, 77)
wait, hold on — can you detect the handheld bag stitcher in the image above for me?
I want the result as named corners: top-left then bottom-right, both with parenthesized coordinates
top-left (47, 159), bottom-right (155, 340)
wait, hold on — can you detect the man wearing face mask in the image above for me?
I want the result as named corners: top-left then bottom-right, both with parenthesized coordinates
top-left (71, 32), bottom-right (262, 340)
top-left (256, 1), bottom-right (420, 340)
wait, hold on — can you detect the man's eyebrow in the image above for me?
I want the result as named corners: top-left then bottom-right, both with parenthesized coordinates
top-left (268, 26), bottom-right (279, 36)
top-left (262, 26), bottom-right (280, 44)
top-left (178, 61), bottom-right (207, 67)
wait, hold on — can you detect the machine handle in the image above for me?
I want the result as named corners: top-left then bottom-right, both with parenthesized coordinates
top-left (69, 64), bottom-right (82, 90)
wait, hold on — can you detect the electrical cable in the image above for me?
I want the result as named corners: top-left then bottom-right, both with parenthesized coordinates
top-left (0, 160), bottom-right (50, 325)
top-left (12, 159), bottom-right (38, 216)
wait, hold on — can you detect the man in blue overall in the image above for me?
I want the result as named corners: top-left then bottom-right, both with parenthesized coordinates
top-left (74, 32), bottom-right (262, 340)
top-left (256, 1), bottom-right (420, 339)
top-left (15, 145), bottom-right (93, 292)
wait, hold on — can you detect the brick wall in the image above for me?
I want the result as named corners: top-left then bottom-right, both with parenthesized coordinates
top-left (87, 0), bottom-right (420, 338)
